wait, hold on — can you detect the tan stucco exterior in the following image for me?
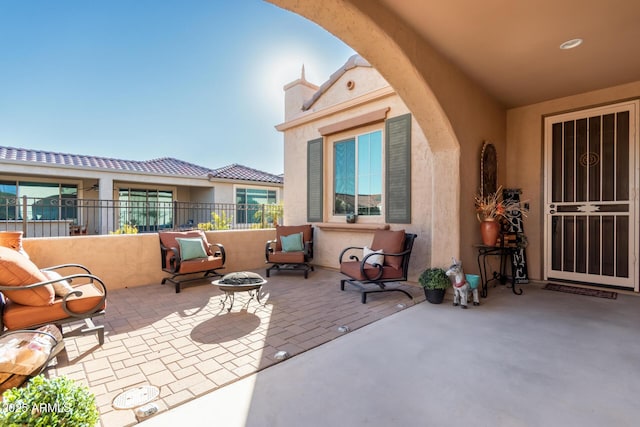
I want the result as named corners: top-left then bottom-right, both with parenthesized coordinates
top-left (21, 229), bottom-right (275, 290)
top-left (271, 0), bottom-right (506, 278)
top-left (506, 81), bottom-right (640, 280)
top-left (278, 63), bottom-right (436, 280)
top-left (0, 163), bottom-right (280, 207)
top-left (6, 2), bottom-right (639, 290)
top-left (269, 0), bottom-right (640, 288)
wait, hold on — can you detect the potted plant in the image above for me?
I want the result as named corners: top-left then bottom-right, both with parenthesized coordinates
top-left (474, 186), bottom-right (528, 246)
top-left (419, 267), bottom-right (450, 304)
top-left (0, 375), bottom-right (99, 426)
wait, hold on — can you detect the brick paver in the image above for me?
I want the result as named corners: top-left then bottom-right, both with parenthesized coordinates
top-left (47, 267), bottom-right (424, 426)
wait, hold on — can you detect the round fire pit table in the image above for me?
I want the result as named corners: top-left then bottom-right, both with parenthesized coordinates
top-left (212, 272), bottom-right (267, 312)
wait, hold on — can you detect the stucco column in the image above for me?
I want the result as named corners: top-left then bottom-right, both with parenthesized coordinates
top-left (98, 177), bottom-right (115, 234)
top-left (431, 147), bottom-right (460, 267)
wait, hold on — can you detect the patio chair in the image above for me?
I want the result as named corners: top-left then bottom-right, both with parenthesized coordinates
top-left (159, 230), bottom-right (226, 293)
top-left (69, 219), bottom-right (89, 235)
top-left (265, 224), bottom-right (314, 278)
top-left (0, 246), bottom-right (106, 345)
top-left (339, 230), bottom-right (417, 303)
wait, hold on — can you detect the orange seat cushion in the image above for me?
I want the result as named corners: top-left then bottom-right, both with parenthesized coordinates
top-left (178, 256), bottom-right (224, 274)
top-left (340, 261), bottom-right (404, 281)
top-left (0, 247), bottom-right (54, 306)
top-left (371, 229), bottom-right (406, 269)
top-left (268, 251), bottom-right (305, 264)
top-left (3, 282), bottom-right (106, 330)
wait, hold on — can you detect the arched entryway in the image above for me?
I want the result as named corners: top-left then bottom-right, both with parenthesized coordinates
top-left (267, 0), bottom-right (492, 267)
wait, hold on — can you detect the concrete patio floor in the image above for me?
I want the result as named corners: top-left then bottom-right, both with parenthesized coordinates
top-left (48, 267), bottom-right (423, 426)
top-left (138, 279), bottom-right (640, 427)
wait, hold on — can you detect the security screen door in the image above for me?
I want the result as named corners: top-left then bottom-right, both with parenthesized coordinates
top-left (544, 101), bottom-right (638, 290)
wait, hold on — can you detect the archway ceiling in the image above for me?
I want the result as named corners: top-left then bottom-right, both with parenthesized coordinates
top-left (379, 0), bottom-right (640, 108)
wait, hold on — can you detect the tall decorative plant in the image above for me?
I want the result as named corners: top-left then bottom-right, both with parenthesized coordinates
top-left (474, 186), bottom-right (528, 246)
top-left (474, 186), bottom-right (528, 226)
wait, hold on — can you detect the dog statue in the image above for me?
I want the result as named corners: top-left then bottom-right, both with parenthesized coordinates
top-left (445, 257), bottom-right (480, 309)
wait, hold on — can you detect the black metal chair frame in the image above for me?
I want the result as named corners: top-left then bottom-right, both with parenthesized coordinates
top-left (339, 233), bottom-right (417, 303)
top-left (265, 227), bottom-right (314, 279)
top-left (160, 240), bottom-right (226, 293)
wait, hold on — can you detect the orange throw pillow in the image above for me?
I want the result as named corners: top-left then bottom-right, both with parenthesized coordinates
top-left (0, 247), bottom-right (54, 306)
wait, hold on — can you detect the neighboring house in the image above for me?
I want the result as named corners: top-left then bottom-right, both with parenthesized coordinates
top-left (276, 56), bottom-right (430, 279)
top-left (0, 146), bottom-right (282, 235)
top-left (271, 1), bottom-right (640, 294)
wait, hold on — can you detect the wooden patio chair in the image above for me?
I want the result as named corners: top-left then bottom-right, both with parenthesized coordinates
top-left (339, 230), bottom-right (417, 303)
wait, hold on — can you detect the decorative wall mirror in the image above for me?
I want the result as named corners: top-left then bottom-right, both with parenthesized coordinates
top-left (481, 141), bottom-right (497, 197)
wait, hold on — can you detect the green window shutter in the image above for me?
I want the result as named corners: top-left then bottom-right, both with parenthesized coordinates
top-left (307, 138), bottom-right (324, 222)
top-left (385, 114), bottom-right (411, 223)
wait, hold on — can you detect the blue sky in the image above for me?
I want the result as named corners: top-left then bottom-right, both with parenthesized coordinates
top-left (0, 1), bottom-right (355, 175)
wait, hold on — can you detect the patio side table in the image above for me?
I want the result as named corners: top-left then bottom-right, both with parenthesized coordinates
top-left (475, 244), bottom-right (523, 297)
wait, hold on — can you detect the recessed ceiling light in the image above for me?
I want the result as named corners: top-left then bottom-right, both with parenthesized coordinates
top-left (560, 38), bottom-right (583, 50)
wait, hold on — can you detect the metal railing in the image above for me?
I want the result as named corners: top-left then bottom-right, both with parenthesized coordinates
top-left (0, 196), bottom-right (283, 237)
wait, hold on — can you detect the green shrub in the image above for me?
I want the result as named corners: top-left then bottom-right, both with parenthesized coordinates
top-left (253, 202), bottom-right (283, 228)
top-left (198, 212), bottom-right (232, 230)
top-left (418, 267), bottom-right (450, 290)
top-left (109, 223), bottom-right (138, 234)
top-left (212, 212), bottom-right (232, 230)
top-left (197, 221), bottom-right (213, 231)
top-left (0, 375), bottom-right (99, 426)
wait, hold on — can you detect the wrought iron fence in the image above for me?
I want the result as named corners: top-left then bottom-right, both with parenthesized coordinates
top-left (0, 196), bottom-right (283, 237)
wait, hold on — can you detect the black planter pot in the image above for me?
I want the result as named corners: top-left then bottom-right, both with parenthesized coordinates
top-left (424, 288), bottom-right (446, 304)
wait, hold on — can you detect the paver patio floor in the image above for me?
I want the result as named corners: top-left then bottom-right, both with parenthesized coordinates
top-left (48, 267), bottom-right (424, 426)
top-left (139, 279), bottom-right (640, 427)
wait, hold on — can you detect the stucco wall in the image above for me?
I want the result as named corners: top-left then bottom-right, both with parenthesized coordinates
top-left (270, 0), bottom-right (506, 277)
top-left (506, 80), bottom-right (640, 281)
top-left (307, 66), bottom-right (390, 112)
top-left (21, 229), bottom-right (275, 291)
top-left (281, 66), bottom-right (434, 281)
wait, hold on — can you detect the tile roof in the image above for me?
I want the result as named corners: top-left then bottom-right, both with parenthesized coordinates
top-left (208, 164), bottom-right (283, 184)
top-left (0, 145), bottom-right (283, 184)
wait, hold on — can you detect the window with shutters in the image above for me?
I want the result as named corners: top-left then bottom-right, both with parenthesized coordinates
top-left (307, 113), bottom-right (411, 224)
top-left (385, 113), bottom-right (411, 223)
top-left (333, 130), bottom-right (383, 217)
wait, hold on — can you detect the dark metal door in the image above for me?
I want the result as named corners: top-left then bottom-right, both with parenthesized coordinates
top-left (544, 101), bottom-right (637, 290)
